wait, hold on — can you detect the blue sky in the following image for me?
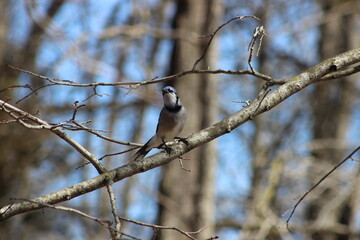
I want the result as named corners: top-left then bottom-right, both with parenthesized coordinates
top-left (7, 0), bottom-right (360, 239)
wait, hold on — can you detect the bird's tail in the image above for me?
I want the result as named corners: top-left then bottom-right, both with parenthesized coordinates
top-left (129, 137), bottom-right (153, 162)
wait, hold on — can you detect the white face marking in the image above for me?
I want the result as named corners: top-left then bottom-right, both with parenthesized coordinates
top-left (163, 91), bottom-right (178, 108)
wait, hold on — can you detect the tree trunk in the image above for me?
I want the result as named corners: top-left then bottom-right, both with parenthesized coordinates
top-left (305, 0), bottom-right (358, 239)
top-left (0, 1), bottom-right (65, 239)
top-left (156, 0), bottom-right (222, 239)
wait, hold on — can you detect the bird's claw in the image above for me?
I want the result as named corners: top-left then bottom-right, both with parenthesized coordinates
top-left (159, 142), bottom-right (172, 155)
top-left (163, 144), bottom-right (172, 155)
top-left (175, 137), bottom-right (189, 145)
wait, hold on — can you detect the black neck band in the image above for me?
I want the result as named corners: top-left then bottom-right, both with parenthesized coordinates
top-left (165, 104), bottom-right (182, 112)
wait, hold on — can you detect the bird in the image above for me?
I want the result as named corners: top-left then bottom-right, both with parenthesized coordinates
top-left (129, 86), bottom-right (187, 162)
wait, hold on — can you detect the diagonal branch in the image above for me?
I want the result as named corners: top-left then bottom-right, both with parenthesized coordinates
top-left (0, 48), bottom-right (360, 222)
top-left (0, 99), bottom-right (107, 174)
top-left (285, 145), bottom-right (360, 231)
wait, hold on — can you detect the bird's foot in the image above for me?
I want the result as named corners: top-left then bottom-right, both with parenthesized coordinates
top-left (175, 137), bottom-right (189, 145)
top-left (159, 142), bottom-right (172, 155)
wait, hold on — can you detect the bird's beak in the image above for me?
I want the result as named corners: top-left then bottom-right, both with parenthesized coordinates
top-left (162, 89), bottom-right (167, 95)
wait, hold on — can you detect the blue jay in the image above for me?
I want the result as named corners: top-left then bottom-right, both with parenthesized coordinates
top-left (129, 86), bottom-right (187, 162)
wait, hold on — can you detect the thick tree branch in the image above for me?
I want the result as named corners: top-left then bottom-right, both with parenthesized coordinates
top-left (0, 48), bottom-right (359, 221)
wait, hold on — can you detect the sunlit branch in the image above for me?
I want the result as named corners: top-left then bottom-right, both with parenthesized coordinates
top-left (1, 48), bottom-right (359, 223)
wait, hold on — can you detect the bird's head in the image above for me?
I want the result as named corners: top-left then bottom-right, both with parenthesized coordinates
top-left (162, 86), bottom-right (180, 108)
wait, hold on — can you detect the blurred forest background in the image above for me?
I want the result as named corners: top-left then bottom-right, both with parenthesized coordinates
top-left (1, 0), bottom-right (360, 239)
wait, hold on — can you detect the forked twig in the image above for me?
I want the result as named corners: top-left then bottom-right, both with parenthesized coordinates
top-left (193, 15), bottom-right (261, 70)
top-left (248, 25), bottom-right (266, 73)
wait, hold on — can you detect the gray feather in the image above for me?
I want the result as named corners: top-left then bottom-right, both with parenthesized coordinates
top-left (128, 86), bottom-right (187, 162)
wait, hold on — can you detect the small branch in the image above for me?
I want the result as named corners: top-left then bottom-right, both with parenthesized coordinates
top-left (248, 26), bottom-right (266, 73)
top-left (0, 119), bottom-right (17, 124)
top-left (83, 86), bottom-right (110, 102)
top-left (106, 183), bottom-right (122, 239)
top-left (11, 198), bottom-right (139, 240)
top-left (7, 55), bottom-right (358, 97)
top-left (232, 100), bottom-right (251, 107)
top-left (69, 120), bottom-right (142, 147)
top-left (118, 215), bottom-right (207, 240)
top-left (71, 101), bottom-right (86, 120)
top-left (0, 84), bottom-right (33, 94)
top-left (9, 64), bottom-right (282, 89)
top-left (12, 198), bottom-right (111, 227)
top-left (77, 148), bottom-right (137, 170)
top-left (0, 99), bottom-right (107, 174)
top-left (16, 83), bottom-right (57, 104)
top-left (250, 85), bottom-right (271, 119)
top-left (192, 15), bottom-right (260, 70)
top-left (285, 145), bottom-right (360, 231)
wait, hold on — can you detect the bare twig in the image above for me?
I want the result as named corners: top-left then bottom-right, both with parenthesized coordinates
top-left (193, 15), bottom-right (261, 70)
top-left (11, 198), bottom-right (139, 240)
top-left (118, 215), bottom-right (207, 240)
top-left (0, 119), bottom-right (17, 124)
top-left (248, 26), bottom-right (266, 73)
top-left (232, 100), bottom-right (251, 107)
top-left (105, 183), bottom-right (122, 239)
top-left (8, 64), bottom-right (281, 88)
top-left (83, 86), bottom-right (110, 102)
top-left (250, 85), bottom-right (271, 119)
top-left (11, 198), bottom-right (111, 225)
top-left (7, 58), bottom-right (358, 98)
top-left (285, 145), bottom-right (360, 231)
top-left (71, 101), bottom-right (86, 120)
top-left (98, 148), bottom-right (138, 161)
top-left (0, 99), bottom-right (107, 173)
top-left (76, 148), bottom-right (138, 170)
top-left (0, 84), bottom-right (33, 94)
top-left (16, 83), bottom-right (57, 104)
top-left (69, 120), bottom-right (142, 147)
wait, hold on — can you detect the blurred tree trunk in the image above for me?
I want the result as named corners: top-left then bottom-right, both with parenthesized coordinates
top-left (240, 2), bottom-right (286, 239)
top-left (0, 1), bottom-right (65, 239)
top-left (305, 0), bottom-right (358, 239)
top-left (156, 0), bottom-right (222, 239)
